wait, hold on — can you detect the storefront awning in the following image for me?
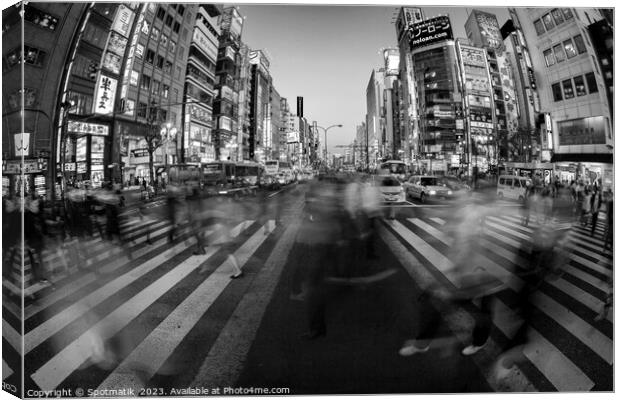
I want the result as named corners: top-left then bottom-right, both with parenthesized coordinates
top-left (551, 153), bottom-right (613, 163)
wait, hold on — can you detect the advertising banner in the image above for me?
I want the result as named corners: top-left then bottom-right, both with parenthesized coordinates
top-left (557, 116), bottom-right (606, 146)
top-left (460, 45), bottom-right (486, 67)
top-left (76, 137), bottom-right (87, 161)
top-left (468, 94), bottom-right (491, 109)
top-left (111, 5), bottom-right (134, 37)
top-left (91, 136), bottom-right (105, 158)
top-left (287, 131), bottom-right (299, 144)
top-left (94, 75), bottom-right (118, 115)
top-left (403, 7), bottom-right (424, 26)
top-left (68, 121), bottom-right (109, 136)
top-left (14, 132), bottom-right (30, 156)
top-left (103, 51), bottom-right (122, 74)
top-left (475, 11), bottom-right (502, 50)
top-left (383, 48), bottom-right (400, 76)
top-left (408, 16), bottom-right (453, 50)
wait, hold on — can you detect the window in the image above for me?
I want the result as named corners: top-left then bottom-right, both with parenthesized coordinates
top-left (563, 39), bottom-right (577, 58)
top-left (23, 5), bottom-right (59, 30)
top-left (562, 79), bottom-right (574, 99)
top-left (534, 19), bottom-right (545, 35)
top-left (573, 75), bottom-right (587, 96)
top-left (601, 57), bottom-right (609, 67)
top-left (140, 74), bottom-right (151, 90)
top-left (176, 66), bottom-right (182, 79)
top-left (553, 44), bottom-right (566, 63)
top-left (170, 41), bottom-right (176, 53)
top-left (152, 80), bottom-right (160, 95)
top-left (82, 23), bottom-right (108, 48)
top-left (145, 49), bottom-right (155, 64)
top-left (65, 91), bottom-right (92, 115)
top-left (156, 7), bottom-right (165, 20)
top-left (173, 88), bottom-right (179, 102)
top-left (164, 60), bottom-right (172, 73)
top-left (162, 84), bottom-right (169, 98)
top-left (551, 9), bottom-right (564, 25)
top-left (165, 15), bottom-right (173, 27)
top-left (178, 5), bottom-right (185, 16)
top-left (552, 82), bottom-right (563, 101)
top-left (573, 35), bottom-right (587, 53)
top-left (5, 45), bottom-right (47, 68)
top-left (177, 46), bottom-right (184, 58)
top-left (542, 13), bottom-right (555, 31)
top-left (156, 55), bottom-right (164, 69)
top-left (182, 28), bottom-right (188, 41)
top-left (173, 21), bottom-right (180, 33)
top-left (137, 102), bottom-right (148, 118)
top-left (585, 72), bottom-right (598, 93)
top-left (562, 8), bottom-right (574, 20)
top-left (543, 49), bottom-right (555, 66)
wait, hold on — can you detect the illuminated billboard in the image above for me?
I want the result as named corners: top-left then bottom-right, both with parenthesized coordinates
top-left (94, 75), bottom-right (118, 115)
top-left (408, 16), bottom-right (453, 50)
top-left (383, 48), bottom-right (400, 76)
top-left (459, 44), bottom-right (491, 96)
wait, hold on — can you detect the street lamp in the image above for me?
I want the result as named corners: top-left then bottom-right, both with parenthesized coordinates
top-left (317, 124), bottom-right (343, 167)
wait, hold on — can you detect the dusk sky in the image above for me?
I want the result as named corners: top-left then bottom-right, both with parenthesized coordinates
top-left (234, 3), bottom-right (511, 153)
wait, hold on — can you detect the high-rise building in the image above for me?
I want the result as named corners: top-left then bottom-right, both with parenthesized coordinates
top-left (366, 68), bottom-right (384, 169)
top-left (237, 42), bottom-right (253, 161)
top-left (511, 8), bottom-right (613, 186)
top-left (268, 85), bottom-right (282, 160)
top-left (409, 16), bottom-right (461, 174)
top-left (2, 3), bottom-right (90, 199)
top-left (182, 5), bottom-right (221, 164)
top-left (248, 49), bottom-right (272, 162)
top-left (213, 6), bottom-right (244, 160)
top-left (394, 7), bottom-right (425, 164)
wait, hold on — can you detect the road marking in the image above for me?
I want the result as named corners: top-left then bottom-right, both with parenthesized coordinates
top-left (24, 237), bottom-right (199, 355)
top-left (530, 291), bottom-right (613, 365)
top-left (31, 245), bottom-right (221, 392)
top-left (385, 220), bottom-right (456, 281)
top-left (267, 190), bottom-right (283, 198)
top-left (97, 221), bottom-right (275, 391)
top-left (3, 319), bottom-right (21, 355)
top-left (3, 359), bottom-right (13, 380)
top-left (408, 218), bottom-right (453, 246)
top-left (430, 217), bottom-right (446, 226)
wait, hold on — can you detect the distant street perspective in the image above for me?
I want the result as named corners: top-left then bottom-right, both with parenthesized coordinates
top-left (2, 2), bottom-right (614, 398)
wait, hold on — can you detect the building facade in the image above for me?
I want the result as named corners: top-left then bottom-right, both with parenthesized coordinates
top-left (512, 7), bottom-right (613, 186)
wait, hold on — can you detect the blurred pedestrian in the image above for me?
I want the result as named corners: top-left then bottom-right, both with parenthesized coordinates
top-left (589, 188), bottom-right (603, 237)
top-left (2, 193), bottom-right (19, 277)
top-left (580, 188), bottom-right (592, 226)
top-left (25, 193), bottom-right (49, 285)
top-left (399, 286), bottom-right (442, 356)
top-left (603, 193), bottom-right (613, 251)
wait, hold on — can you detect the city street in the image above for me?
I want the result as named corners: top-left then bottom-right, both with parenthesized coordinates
top-left (2, 179), bottom-right (613, 395)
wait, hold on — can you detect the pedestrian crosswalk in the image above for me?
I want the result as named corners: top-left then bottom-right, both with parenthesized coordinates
top-left (1, 198), bottom-right (613, 394)
top-left (2, 190), bottom-right (306, 395)
top-left (380, 209), bottom-right (613, 391)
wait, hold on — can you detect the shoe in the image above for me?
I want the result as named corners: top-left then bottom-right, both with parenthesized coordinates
top-left (492, 357), bottom-right (513, 382)
top-left (462, 344), bottom-right (485, 356)
top-left (146, 239), bottom-right (153, 245)
top-left (230, 272), bottom-right (244, 279)
top-left (399, 343), bottom-right (430, 356)
top-left (301, 330), bottom-right (326, 340)
top-left (193, 249), bottom-right (207, 255)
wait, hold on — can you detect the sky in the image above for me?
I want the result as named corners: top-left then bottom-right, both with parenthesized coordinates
top-left (233, 3), bottom-right (511, 154)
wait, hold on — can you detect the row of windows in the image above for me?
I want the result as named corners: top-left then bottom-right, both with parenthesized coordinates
top-left (4, 45), bottom-right (47, 70)
top-left (155, 6), bottom-right (182, 34)
top-left (137, 74), bottom-right (170, 99)
top-left (534, 8), bottom-right (574, 36)
top-left (551, 72), bottom-right (598, 102)
top-left (543, 34), bottom-right (587, 67)
top-left (3, 4), bottom-right (58, 33)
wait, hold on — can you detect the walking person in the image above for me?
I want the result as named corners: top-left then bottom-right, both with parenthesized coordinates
top-left (589, 188), bottom-right (603, 237)
top-left (603, 193), bottom-right (613, 251)
top-left (580, 188), bottom-right (592, 226)
top-left (24, 193), bottom-right (50, 286)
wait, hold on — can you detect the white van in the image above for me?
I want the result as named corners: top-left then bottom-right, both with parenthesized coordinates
top-left (497, 175), bottom-right (532, 201)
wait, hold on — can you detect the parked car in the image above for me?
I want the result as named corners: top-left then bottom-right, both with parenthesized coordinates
top-left (373, 175), bottom-right (406, 203)
top-left (403, 175), bottom-right (453, 203)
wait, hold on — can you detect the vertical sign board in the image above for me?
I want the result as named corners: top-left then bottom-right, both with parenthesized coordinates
top-left (383, 48), bottom-right (400, 76)
top-left (14, 132), bottom-right (30, 156)
top-left (545, 113), bottom-right (553, 149)
top-left (94, 75), bottom-right (118, 115)
top-left (297, 96), bottom-right (303, 118)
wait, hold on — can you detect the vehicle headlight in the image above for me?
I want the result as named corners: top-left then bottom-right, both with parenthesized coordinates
top-left (448, 190), bottom-right (453, 195)
top-left (429, 190), bottom-right (436, 195)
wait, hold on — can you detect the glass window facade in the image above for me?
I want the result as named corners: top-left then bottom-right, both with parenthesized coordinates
top-left (562, 79), bottom-right (574, 99)
top-left (573, 35), bottom-right (587, 53)
top-left (553, 44), bottom-right (566, 62)
top-left (563, 39), bottom-right (577, 58)
top-left (573, 75), bottom-right (587, 96)
top-left (585, 72), bottom-right (598, 93)
top-left (552, 83), bottom-right (563, 101)
top-left (544, 49), bottom-right (555, 66)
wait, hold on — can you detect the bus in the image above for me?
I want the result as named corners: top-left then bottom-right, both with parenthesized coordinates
top-left (264, 160), bottom-right (294, 185)
top-left (201, 160), bottom-right (258, 198)
top-left (378, 160), bottom-right (407, 181)
top-left (235, 161), bottom-right (264, 185)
